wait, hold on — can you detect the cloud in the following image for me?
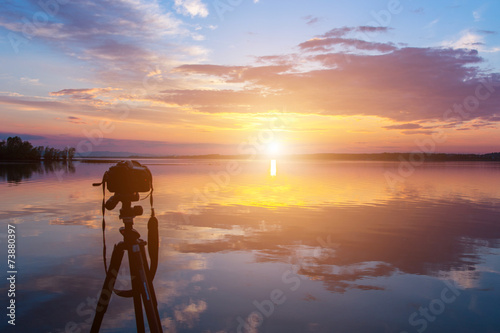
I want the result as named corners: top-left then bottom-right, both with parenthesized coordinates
top-left (67, 116), bottom-right (86, 124)
top-left (456, 119), bottom-right (499, 131)
top-left (442, 30), bottom-right (500, 53)
top-left (173, 64), bottom-right (292, 82)
top-left (0, 0), bottom-right (207, 85)
top-left (0, 91), bottom-right (24, 97)
top-left (424, 19), bottom-right (439, 30)
top-left (411, 7), bottom-right (424, 14)
top-left (298, 26), bottom-right (395, 53)
top-left (255, 54), bottom-right (299, 66)
top-left (299, 37), bottom-right (396, 53)
top-left (0, 95), bottom-right (68, 111)
top-left (168, 40), bottom-right (500, 124)
top-left (174, 64), bottom-right (245, 77)
top-left (50, 87), bottom-right (120, 107)
top-left (401, 130), bottom-right (435, 135)
top-left (174, 0), bottom-right (209, 18)
top-left (477, 30), bottom-right (497, 35)
top-left (0, 1), bottom-right (187, 42)
top-left (303, 15), bottom-right (322, 26)
top-left (383, 123), bottom-right (423, 130)
top-left (50, 88), bottom-right (119, 100)
top-left (85, 39), bottom-right (152, 63)
top-left (173, 300), bottom-right (207, 328)
top-left (20, 77), bottom-right (41, 85)
top-left (444, 31), bottom-right (484, 49)
top-left (322, 26), bottom-right (391, 38)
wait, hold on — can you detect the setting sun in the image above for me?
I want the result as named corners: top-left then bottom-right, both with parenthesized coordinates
top-left (267, 142), bottom-right (281, 156)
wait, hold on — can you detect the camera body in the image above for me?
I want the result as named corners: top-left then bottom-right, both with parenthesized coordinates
top-left (105, 160), bottom-right (152, 194)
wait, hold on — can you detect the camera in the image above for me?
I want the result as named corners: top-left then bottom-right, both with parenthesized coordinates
top-left (91, 160), bottom-right (161, 331)
top-left (105, 160), bottom-right (152, 194)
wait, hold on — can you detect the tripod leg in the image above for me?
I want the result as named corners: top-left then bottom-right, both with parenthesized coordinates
top-left (129, 250), bottom-right (145, 333)
top-left (129, 243), bottom-right (163, 333)
top-left (91, 242), bottom-right (125, 333)
top-left (139, 241), bottom-right (159, 308)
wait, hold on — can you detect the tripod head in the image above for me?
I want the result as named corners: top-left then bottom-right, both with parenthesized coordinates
top-left (104, 192), bottom-right (143, 221)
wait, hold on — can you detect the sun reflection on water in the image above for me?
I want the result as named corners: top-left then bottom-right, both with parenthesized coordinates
top-left (270, 159), bottom-right (277, 177)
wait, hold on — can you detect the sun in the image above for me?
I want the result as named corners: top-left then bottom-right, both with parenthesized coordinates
top-left (267, 142), bottom-right (281, 155)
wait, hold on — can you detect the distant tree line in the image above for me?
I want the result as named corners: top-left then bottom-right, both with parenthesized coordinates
top-left (0, 136), bottom-right (76, 161)
top-left (286, 152), bottom-right (500, 162)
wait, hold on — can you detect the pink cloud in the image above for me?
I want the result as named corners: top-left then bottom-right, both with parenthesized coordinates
top-left (299, 37), bottom-right (397, 53)
top-left (174, 64), bottom-right (292, 83)
top-left (50, 88), bottom-right (118, 101)
top-left (168, 43), bottom-right (500, 125)
top-left (383, 123), bottom-right (423, 130)
top-left (322, 26), bottom-right (392, 38)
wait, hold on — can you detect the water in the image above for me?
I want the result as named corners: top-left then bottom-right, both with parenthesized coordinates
top-left (1, 159), bottom-right (500, 333)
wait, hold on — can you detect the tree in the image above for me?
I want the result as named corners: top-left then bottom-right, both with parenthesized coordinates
top-left (36, 146), bottom-right (44, 158)
top-left (0, 136), bottom-right (74, 161)
top-left (0, 140), bottom-right (5, 159)
top-left (44, 146), bottom-right (53, 160)
top-left (0, 136), bottom-right (41, 160)
top-left (62, 147), bottom-right (68, 161)
top-left (68, 147), bottom-right (76, 160)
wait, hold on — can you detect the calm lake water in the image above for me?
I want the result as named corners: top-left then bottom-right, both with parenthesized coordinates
top-left (1, 159), bottom-right (500, 333)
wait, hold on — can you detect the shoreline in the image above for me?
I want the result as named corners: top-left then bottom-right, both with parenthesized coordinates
top-left (2, 152), bottom-right (500, 164)
top-left (78, 152), bottom-right (500, 163)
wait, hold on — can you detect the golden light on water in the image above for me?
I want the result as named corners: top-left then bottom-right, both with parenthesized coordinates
top-left (270, 159), bottom-right (277, 177)
top-left (147, 160), bottom-right (500, 213)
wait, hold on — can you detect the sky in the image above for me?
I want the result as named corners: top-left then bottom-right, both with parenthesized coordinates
top-left (0, 0), bottom-right (499, 155)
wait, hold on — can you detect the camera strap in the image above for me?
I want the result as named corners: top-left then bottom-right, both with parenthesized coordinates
top-left (147, 176), bottom-right (159, 279)
top-left (102, 178), bottom-right (109, 274)
top-left (93, 173), bottom-right (109, 274)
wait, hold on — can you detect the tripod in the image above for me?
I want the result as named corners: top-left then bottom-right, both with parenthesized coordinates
top-left (91, 197), bottom-right (163, 333)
